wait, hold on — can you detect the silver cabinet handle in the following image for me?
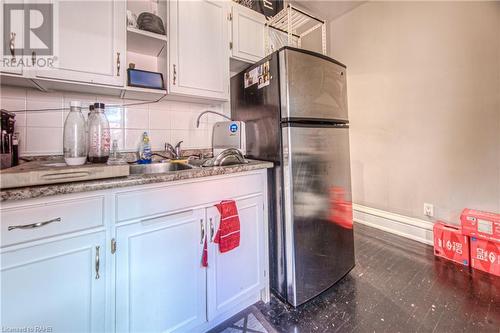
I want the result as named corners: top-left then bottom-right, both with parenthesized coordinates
top-left (200, 219), bottom-right (205, 244)
top-left (209, 217), bottom-right (215, 242)
top-left (8, 217), bottom-right (61, 231)
top-left (111, 238), bottom-right (117, 254)
top-left (116, 52), bottom-right (121, 76)
top-left (172, 64), bottom-right (177, 85)
top-left (95, 246), bottom-right (100, 280)
top-left (9, 32), bottom-right (15, 57)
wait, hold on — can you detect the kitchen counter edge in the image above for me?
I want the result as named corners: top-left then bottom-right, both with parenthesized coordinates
top-left (0, 160), bottom-right (274, 202)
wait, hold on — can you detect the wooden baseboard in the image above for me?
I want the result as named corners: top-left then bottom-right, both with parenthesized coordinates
top-left (353, 204), bottom-right (434, 245)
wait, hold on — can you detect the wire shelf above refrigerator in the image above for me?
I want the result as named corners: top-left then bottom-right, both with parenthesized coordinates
top-left (265, 4), bottom-right (327, 55)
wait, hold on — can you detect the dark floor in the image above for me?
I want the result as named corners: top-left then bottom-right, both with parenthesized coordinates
top-left (211, 223), bottom-right (500, 333)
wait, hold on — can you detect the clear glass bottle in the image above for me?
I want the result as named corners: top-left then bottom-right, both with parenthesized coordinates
top-left (87, 102), bottom-right (111, 163)
top-left (107, 139), bottom-right (127, 165)
top-left (63, 101), bottom-right (87, 166)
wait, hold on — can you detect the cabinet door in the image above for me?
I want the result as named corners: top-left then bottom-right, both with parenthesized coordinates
top-left (0, 0), bottom-right (23, 75)
top-left (169, 0), bottom-right (229, 100)
top-left (207, 195), bottom-right (265, 320)
top-left (1, 232), bottom-right (106, 332)
top-left (35, 0), bottom-right (125, 86)
top-left (115, 208), bottom-right (207, 333)
top-left (231, 3), bottom-right (265, 63)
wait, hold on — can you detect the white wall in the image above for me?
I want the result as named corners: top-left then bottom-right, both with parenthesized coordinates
top-left (330, 1), bottom-right (500, 223)
top-left (0, 86), bottom-right (228, 156)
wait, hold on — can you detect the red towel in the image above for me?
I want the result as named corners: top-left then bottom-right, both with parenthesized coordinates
top-left (214, 200), bottom-right (241, 253)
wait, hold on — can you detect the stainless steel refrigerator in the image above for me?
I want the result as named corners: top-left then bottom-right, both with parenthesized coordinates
top-left (231, 47), bottom-right (355, 307)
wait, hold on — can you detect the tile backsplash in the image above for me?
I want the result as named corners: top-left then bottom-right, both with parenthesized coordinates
top-left (0, 86), bottom-right (228, 156)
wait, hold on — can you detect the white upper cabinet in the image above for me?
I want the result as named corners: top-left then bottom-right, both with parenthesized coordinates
top-left (1, 232), bottom-right (106, 332)
top-left (230, 3), bottom-right (266, 63)
top-left (168, 0), bottom-right (230, 100)
top-left (35, 0), bottom-right (125, 86)
top-left (0, 1), bottom-right (24, 75)
top-left (115, 208), bottom-right (208, 333)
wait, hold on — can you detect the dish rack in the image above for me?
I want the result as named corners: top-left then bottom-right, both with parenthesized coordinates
top-left (265, 4), bottom-right (326, 55)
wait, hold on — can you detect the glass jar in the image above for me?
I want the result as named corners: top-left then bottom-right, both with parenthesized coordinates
top-left (87, 102), bottom-right (111, 163)
top-left (63, 101), bottom-right (87, 166)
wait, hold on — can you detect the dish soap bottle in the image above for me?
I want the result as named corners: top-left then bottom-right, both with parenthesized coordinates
top-left (63, 101), bottom-right (87, 166)
top-left (87, 102), bottom-right (111, 163)
top-left (138, 132), bottom-right (152, 164)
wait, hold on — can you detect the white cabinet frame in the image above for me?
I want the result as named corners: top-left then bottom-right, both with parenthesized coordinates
top-left (0, 170), bottom-right (270, 333)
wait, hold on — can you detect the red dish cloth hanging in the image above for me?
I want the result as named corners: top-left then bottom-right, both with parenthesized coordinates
top-left (214, 200), bottom-right (241, 253)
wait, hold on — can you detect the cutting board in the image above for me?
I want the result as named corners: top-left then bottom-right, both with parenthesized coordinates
top-left (0, 160), bottom-right (130, 189)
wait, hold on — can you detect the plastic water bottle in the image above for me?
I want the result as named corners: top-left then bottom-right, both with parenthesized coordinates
top-left (63, 101), bottom-right (87, 166)
top-left (87, 102), bottom-right (111, 163)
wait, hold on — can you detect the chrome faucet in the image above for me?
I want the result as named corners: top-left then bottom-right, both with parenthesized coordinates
top-left (165, 141), bottom-right (183, 159)
top-left (195, 110), bottom-right (231, 128)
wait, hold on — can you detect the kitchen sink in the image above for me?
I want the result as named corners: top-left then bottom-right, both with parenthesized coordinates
top-left (129, 162), bottom-right (194, 175)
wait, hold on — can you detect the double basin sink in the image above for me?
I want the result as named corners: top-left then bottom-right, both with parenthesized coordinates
top-left (129, 161), bottom-right (195, 175)
top-left (129, 149), bottom-right (246, 175)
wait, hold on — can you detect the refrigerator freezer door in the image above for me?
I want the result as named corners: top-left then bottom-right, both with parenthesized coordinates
top-left (281, 124), bottom-right (355, 306)
top-left (279, 48), bottom-right (348, 122)
top-left (231, 53), bottom-right (282, 162)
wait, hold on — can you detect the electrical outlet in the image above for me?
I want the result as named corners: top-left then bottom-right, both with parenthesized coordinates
top-left (424, 203), bottom-right (434, 217)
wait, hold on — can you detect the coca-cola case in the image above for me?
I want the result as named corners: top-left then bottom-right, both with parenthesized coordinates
top-left (433, 222), bottom-right (469, 266)
top-left (470, 237), bottom-right (500, 277)
top-left (461, 208), bottom-right (500, 243)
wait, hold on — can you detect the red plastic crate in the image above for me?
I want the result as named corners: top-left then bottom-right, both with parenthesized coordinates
top-left (433, 222), bottom-right (469, 266)
top-left (461, 208), bottom-right (500, 243)
top-left (470, 237), bottom-right (500, 276)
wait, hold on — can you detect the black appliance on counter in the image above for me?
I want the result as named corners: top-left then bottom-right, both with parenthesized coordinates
top-left (1, 110), bottom-right (18, 169)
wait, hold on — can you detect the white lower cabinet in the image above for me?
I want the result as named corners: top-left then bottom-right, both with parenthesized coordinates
top-left (0, 171), bottom-right (269, 333)
top-left (115, 194), bottom-right (266, 332)
top-left (1, 232), bottom-right (106, 332)
top-left (207, 195), bottom-right (265, 321)
top-left (115, 208), bottom-right (207, 333)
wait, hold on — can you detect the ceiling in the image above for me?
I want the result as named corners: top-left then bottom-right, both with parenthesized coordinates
top-left (290, 1), bottom-right (366, 21)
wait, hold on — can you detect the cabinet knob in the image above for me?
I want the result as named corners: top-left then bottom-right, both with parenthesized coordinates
top-left (116, 52), bottom-right (121, 77)
top-left (209, 217), bottom-right (215, 242)
top-left (9, 32), bottom-right (16, 58)
top-left (173, 64), bottom-right (177, 85)
top-left (200, 219), bottom-right (205, 244)
top-left (111, 238), bottom-right (117, 254)
top-left (95, 245), bottom-right (101, 280)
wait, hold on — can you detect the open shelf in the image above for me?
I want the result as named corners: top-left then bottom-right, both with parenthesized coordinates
top-left (265, 4), bottom-right (326, 55)
top-left (127, 27), bottom-right (167, 57)
top-left (121, 86), bottom-right (167, 101)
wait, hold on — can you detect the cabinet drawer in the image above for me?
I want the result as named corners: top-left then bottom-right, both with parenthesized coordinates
top-left (116, 172), bottom-right (264, 222)
top-left (1, 196), bottom-right (104, 247)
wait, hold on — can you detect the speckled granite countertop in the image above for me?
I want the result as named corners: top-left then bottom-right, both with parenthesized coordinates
top-left (0, 160), bottom-right (273, 202)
